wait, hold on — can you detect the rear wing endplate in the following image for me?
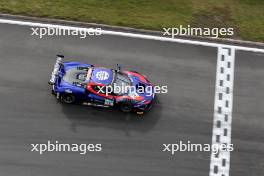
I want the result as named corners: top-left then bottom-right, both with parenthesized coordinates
top-left (48, 55), bottom-right (64, 85)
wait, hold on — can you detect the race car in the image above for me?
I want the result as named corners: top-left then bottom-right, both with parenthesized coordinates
top-left (48, 55), bottom-right (155, 114)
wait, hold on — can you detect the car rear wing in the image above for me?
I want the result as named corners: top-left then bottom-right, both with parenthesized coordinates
top-left (48, 55), bottom-right (64, 85)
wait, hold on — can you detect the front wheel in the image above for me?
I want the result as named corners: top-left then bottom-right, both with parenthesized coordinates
top-left (61, 94), bottom-right (75, 104)
top-left (119, 101), bottom-right (133, 113)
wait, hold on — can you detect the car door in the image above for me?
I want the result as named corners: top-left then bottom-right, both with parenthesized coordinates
top-left (86, 85), bottom-right (105, 105)
top-left (90, 85), bottom-right (115, 106)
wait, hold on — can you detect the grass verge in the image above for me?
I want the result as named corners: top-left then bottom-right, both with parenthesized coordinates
top-left (0, 0), bottom-right (263, 42)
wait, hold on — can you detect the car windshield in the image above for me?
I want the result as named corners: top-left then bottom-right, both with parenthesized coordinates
top-left (111, 72), bottom-right (131, 95)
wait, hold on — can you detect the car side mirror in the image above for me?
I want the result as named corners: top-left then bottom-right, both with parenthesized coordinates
top-left (117, 64), bottom-right (122, 72)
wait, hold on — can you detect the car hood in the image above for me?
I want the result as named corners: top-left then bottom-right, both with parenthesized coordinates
top-left (124, 71), bottom-right (154, 101)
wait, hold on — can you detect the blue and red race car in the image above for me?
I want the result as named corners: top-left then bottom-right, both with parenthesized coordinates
top-left (48, 55), bottom-right (155, 114)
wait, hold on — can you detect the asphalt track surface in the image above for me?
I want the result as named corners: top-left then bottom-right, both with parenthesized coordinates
top-left (0, 23), bottom-right (263, 176)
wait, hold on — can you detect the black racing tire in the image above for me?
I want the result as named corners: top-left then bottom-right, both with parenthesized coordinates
top-left (119, 100), bottom-right (133, 113)
top-left (61, 94), bottom-right (76, 104)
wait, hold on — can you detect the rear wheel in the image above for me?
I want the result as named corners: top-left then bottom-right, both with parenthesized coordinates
top-left (61, 94), bottom-right (75, 104)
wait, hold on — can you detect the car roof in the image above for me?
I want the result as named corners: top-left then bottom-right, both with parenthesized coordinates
top-left (89, 67), bottom-right (114, 85)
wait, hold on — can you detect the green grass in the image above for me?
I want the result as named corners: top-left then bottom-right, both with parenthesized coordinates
top-left (0, 0), bottom-right (263, 42)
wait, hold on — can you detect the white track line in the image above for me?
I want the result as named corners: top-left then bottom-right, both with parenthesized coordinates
top-left (209, 47), bottom-right (235, 176)
top-left (0, 18), bottom-right (263, 53)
